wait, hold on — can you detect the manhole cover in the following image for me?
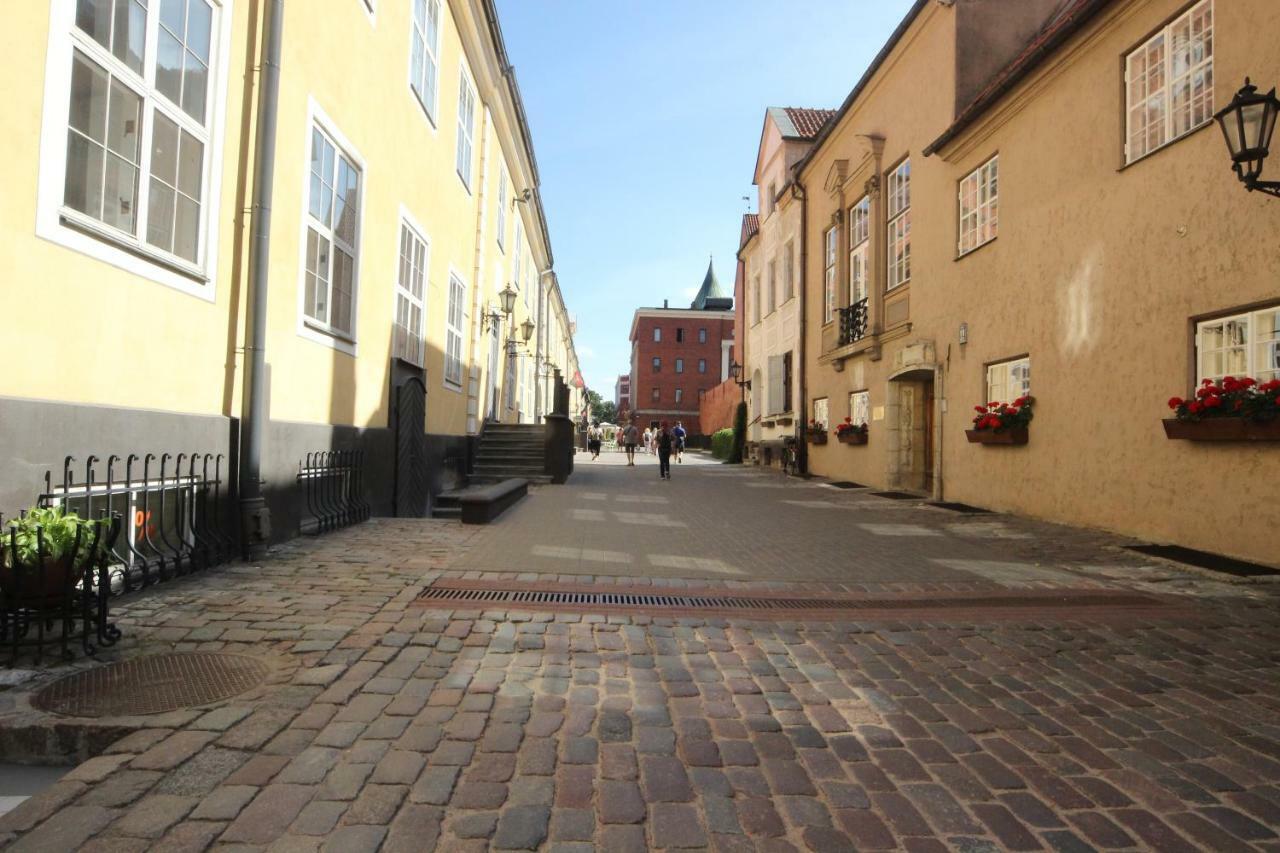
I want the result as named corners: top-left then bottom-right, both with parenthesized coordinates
top-left (32, 653), bottom-right (271, 717)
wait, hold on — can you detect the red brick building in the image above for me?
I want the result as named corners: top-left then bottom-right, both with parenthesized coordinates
top-left (628, 260), bottom-right (734, 436)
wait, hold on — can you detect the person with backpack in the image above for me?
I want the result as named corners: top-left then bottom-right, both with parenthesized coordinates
top-left (656, 421), bottom-right (673, 480)
top-left (673, 421), bottom-right (688, 463)
top-left (622, 418), bottom-right (640, 466)
top-left (587, 423), bottom-right (602, 460)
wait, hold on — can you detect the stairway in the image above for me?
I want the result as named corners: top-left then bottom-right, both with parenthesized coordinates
top-left (469, 423), bottom-right (552, 486)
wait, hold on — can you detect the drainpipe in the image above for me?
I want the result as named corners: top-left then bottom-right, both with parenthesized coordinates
top-left (793, 177), bottom-right (809, 475)
top-left (239, 0), bottom-right (284, 561)
top-left (534, 269), bottom-right (549, 421)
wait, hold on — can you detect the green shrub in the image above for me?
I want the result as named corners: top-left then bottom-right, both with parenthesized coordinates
top-left (729, 401), bottom-right (747, 464)
top-left (710, 428), bottom-right (734, 460)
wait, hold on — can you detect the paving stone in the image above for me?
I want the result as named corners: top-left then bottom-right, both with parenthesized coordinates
top-left (411, 765), bottom-right (460, 805)
top-left (292, 800), bottom-right (348, 835)
top-left (651, 803), bottom-right (707, 849)
top-left (221, 784), bottom-right (316, 844)
top-left (642, 755), bottom-right (694, 802)
top-left (384, 804), bottom-right (443, 853)
top-left (493, 804), bottom-right (551, 849)
top-left (600, 824), bottom-right (649, 853)
top-left (191, 784), bottom-right (259, 820)
top-left (131, 731), bottom-right (218, 771)
top-left (321, 824), bottom-right (387, 852)
top-left (345, 783), bottom-right (407, 824)
top-left (598, 780), bottom-right (645, 824)
top-left (8, 805), bottom-right (116, 853)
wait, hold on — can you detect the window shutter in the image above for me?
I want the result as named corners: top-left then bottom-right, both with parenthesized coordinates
top-left (767, 355), bottom-right (783, 414)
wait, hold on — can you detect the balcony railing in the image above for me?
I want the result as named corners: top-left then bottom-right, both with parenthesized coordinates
top-left (838, 298), bottom-right (869, 347)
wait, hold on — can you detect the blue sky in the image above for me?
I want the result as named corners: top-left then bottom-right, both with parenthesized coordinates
top-left (494, 0), bottom-right (917, 395)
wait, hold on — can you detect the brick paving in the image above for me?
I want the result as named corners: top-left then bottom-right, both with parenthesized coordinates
top-left (0, 459), bottom-right (1277, 850)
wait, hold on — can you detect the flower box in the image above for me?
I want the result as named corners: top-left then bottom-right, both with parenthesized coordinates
top-left (1162, 417), bottom-right (1280, 441)
top-left (966, 427), bottom-right (1028, 445)
top-left (836, 431), bottom-right (868, 445)
top-left (807, 432), bottom-right (828, 445)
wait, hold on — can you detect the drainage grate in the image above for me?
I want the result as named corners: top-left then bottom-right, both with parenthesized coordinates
top-left (32, 652), bottom-right (271, 718)
top-left (827, 482), bottom-right (867, 489)
top-left (416, 582), bottom-right (1167, 618)
top-left (870, 491), bottom-right (921, 500)
top-left (929, 501), bottom-right (993, 514)
top-left (1124, 544), bottom-right (1280, 578)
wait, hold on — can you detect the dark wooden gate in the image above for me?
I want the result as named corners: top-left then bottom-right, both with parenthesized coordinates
top-left (394, 376), bottom-right (428, 517)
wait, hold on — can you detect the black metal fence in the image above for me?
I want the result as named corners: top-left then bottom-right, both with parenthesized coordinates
top-left (298, 451), bottom-right (370, 534)
top-left (839, 297), bottom-right (870, 346)
top-left (37, 454), bottom-right (236, 595)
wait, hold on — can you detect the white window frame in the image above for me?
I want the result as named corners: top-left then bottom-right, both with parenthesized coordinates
top-left (35, 0), bottom-right (233, 302)
top-left (496, 165), bottom-right (507, 250)
top-left (850, 391), bottom-right (870, 427)
top-left (296, 102), bottom-right (365, 355)
top-left (1196, 307), bottom-right (1280, 384)
top-left (848, 195), bottom-right (869, 303)
top-left (887, 159), bottom-right (911, 290)
top-left (675, 358), bottom-right (683, 374)
top-left (409, 0), bottom-right (441, 124)
top-left (783, 241), bottom-right (795, 302)
top-left (393, 208), bottom-right (429, 367)
top-left (444, 269), bottom-right (467, 390)
top-left (1125, 0), bottom-right (1213, 165)
top-left (698, 328), bottom-right (707, 344)
top-left (958, 155), bottom-right (998, 256)
top-left (698, 359), bottom-right (706, 374)
top-left (513, 221), bottom-right (523, 299)
top-left (675, 388), bottom-right (683, 404)
top-left (456, 62), bottom-right (476, 190)
top-left (986, 357), bottom-right (1030, 404)
top-left (653, 326), bottom-right (661, 343)
top-left (823, 226), bottom-right (837, 323)
top-left (812, 397), bottom-right (829, 429)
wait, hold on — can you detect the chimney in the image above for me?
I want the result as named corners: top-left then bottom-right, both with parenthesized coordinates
top-left (663, 299), bottom-right (668, 309)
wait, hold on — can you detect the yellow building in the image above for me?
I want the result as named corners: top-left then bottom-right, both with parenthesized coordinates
top-left (789, 0), bottom-right (1280, 566)
top-left (1, 0), bottom-right (578, 543)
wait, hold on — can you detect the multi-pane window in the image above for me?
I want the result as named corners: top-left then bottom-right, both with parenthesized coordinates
top-left (887, 159), bottom-right (911, 289)
top-left (698, 328), bottom-right (707, 344)
top-left (456, 67), bottom-right (476, 189)
top-left (676, 328), bottom-right (685, 343)
top-left (782, 352), bottom-right (793, 413)
top-left (675, 358), bottom-right (684, 374)
top-left (958, 156), bottom-right (998, 255)
top-left (986, 357), bottom-right (1030, 404)
top-left (444, 273), bottom-right (466, 387)
top-left (1125, 0), bottom-right (1213, 163)
top-left (753, 275), bottom-right (762, 324)
top-left (812, 397), bottom-right (829, 428)
top-left (496, 168), bottom-right (507, 250)
top-left (848, 195), bottom-right (869, 303)
top-left (783, 242), bottom-right (795, 301)
top-left (1197, 307), bottom-right (1280, 384)
top-left (675, 388), bottom-right (683, 404)
top-left (823, 227), bottom-right (837, 323)
top-left (410, 0), bottom-right (441, 121)
top-left (653, 327), bottom-right (661, 342)
top-left (850, 391), bottom-right (870, 426)
top-left (767, 259), bottom-right (777, 314)
top-left (698, 359), bottom-right (706, 374)
top-left (62, 0), bottom-right (218, 267)
top-left (651, 388), bottom-right (660, 402)
top-left (513, 222), bottom-right (522, 298)
top-left (304, 126), bottom-right (361, 337)
top-left (393, 222), bottom-right (427, 366)
top-left (652, 357), bottom-right (661, 373)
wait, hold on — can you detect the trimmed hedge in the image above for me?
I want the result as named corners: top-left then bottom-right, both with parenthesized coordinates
top-left (729, 401), bottom-right (747, 464)
top-left (710, 428), bottom-right (735, 460)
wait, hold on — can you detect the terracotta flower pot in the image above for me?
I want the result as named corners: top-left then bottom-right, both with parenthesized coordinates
top-left (965, 426), bottom-right (1028, 445)
top-left (1162, 417), bottom-right (1280, 441)
top-left (0, 554), bottom-right (80, 607)
top-left (836, 431), bottom-right (868, 445)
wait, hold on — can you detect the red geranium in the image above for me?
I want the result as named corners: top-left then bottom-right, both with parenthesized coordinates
top-left (971, 396), bottom-right (1034, 432)
top-left (1168, 375), bottom-right (1280, 423)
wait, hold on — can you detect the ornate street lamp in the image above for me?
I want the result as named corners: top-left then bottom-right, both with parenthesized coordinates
top-left (520, 318), bottom-right (535, 343)
top-left (1215, 78), bottom-right (1280, 198)
top-left (729, 360), bottom-right (751, 389)
top-left (499, 283), bottom-right (518, 316)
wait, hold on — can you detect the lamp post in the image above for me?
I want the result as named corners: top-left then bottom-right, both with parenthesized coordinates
top-left (1215, 78), bottom-right (1280, 198)
top-left (729, 360), bottom-right (751, 402)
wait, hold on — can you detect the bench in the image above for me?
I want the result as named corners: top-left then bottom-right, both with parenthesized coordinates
top-left (459, 478), bottom-right (529, 525)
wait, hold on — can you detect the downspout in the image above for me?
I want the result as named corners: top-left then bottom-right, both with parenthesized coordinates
top-left (239, 0), bottom-right (284, 560)
top-left (534, 269), bottom-right (548, 420)
top-left (793, 177), bottom-right (809, 475)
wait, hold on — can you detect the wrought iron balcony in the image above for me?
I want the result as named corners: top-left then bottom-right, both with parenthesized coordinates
top-left (838, 298), bottom-right (869, 346)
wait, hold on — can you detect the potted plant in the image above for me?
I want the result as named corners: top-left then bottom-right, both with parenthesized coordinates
top-left (0, 506), bottom-right (112, 606)
top-left (806, 420), bottom-right (828, 444)
top-left (966, 396), bottom-right (1033, 445)
top-left (835, 418), bottom-right (869, 445)
top-left (1164, 377), bottom-right (1280, 441)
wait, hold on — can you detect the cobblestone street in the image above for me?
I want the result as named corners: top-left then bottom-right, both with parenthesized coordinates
top-left (2, 456), bottom-right (1279, 851)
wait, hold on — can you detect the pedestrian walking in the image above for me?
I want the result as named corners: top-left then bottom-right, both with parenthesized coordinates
top-left (656, 421), bottom-right (673, 480)
top-left (642, 426), bottom-right (652, 457)
top-left (623, 419), bottom-right (639, 466)
top-left (587, 423), bottom-right (602, 460)
top-left (673, 421), bottom-right (687, 463)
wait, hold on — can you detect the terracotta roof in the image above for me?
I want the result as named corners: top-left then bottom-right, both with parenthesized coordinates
top-left (780, 107), bottom-right (837, 140)
top-left (743, 214), bottom-right (759, 238)
top-left (924, 0), bottom-right (1113, 156)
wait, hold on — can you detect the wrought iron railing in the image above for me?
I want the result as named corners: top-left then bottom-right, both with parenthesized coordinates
top-left (838, 297), bottom-right (870, 346)
top-left (299, 451), bottom-right (370, 534)
top-left (36, 454), bottom-right (235, 596)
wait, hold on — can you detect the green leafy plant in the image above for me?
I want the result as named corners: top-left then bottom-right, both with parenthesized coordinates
top-left (729, 401), bottom-right (747, 464)
top-left (710, 428), bottom-right (735, 460)
top-left (1, 506), bottom-right (110, 567)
